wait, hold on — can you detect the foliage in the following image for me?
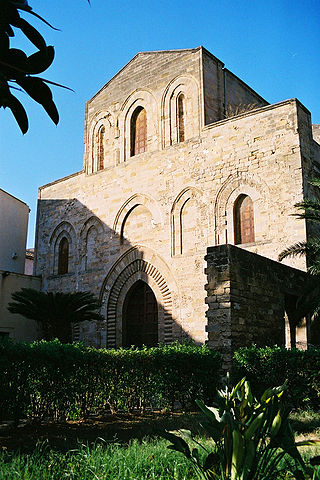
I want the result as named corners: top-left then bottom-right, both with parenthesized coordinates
top-left (7, 288), bottom-right (102, 342)
top-left (164, 375), bottom-right (320, 479)
top-left (279, 178), bottom-right (320, 327)
top-left (1, 0), bottom-right (63, 133)
top-left (0, 340), bottom-right (221, 421)
top-left (233, 346), bottom-right (320, 410)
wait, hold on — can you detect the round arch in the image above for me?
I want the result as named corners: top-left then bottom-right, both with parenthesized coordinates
top-left (170, 186), bottom-right (205, 256)
top-left (100, 246), bottom-right (179, 348)
top-left (113, 193), bottom-right (163, 238)
top-left (119, 89), bottom-right (158, 162)
top-left (161, 74), bottom-right (200, 148)
top-left (214, 172), bottom-right (270, 245)
top-left (85, 111), bottom-right (114, 173)
top-left (49, 221), bottom-right (77, 275)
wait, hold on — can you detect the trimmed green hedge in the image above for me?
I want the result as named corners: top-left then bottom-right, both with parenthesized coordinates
top-left (233, 345), bottom-right (320, 410)
top-left (0, 340), bottom-right (221, 421)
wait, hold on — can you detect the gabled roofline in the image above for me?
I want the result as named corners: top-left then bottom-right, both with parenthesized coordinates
top-left (87, 47), bottom-right (204, 103)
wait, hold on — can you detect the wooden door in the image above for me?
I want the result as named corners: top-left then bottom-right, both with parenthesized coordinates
top-left (123, 280), bottom-right (158, 347)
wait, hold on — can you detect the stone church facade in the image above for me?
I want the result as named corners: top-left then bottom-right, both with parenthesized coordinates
top-left (34, 47), bottom-right (320, 350)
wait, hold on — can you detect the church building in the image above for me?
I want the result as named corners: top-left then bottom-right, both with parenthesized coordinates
top-left (34, 47), bottom-right (320, 351)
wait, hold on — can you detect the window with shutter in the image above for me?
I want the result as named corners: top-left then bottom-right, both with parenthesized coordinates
top-left (177, 94), bottom-right (185, 143)
top-left (234, 194), bottom-right (255, 244)
top-left (131, 107), bottom-right (147, 156)
top-left (97, 126), bottom-right (105, 171)
top-left (58, 237), bottom-right (69, 274)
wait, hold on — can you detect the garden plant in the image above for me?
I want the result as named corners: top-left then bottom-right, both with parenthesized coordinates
top-left (164, 375), bottom-right (320, 479)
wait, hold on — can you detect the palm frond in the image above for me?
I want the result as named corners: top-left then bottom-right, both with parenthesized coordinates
top-left (8, 289), bottom-right (102, 342)
top-left (309, 178), bottom-right (320, 188)
top-left (295, 200), bottom-right (320, 211)
top-left (279, 237), bottom-right (320, 263)
top-left (278, 242), bottom-right (308, 262)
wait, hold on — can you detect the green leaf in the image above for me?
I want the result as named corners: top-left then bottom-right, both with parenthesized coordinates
top-left (13, 17), bottom-right (46, 50)
top-left (5, 93), bottom-right (28, 134)
top-left (195, 399), bottom-right (221, 427)
top-left (163, 430), bottom-right (191, 458)
top-left (231, 428), bottom-right (245, 480)
top-left (270, 410), bottom-right (282, 437)
top-left (15, 77), bottom-right (59, 125)
top-left (26, 46), bottom-right (55, 74)
top-left (295, 440), bottom-right (320, 447)
top-left (244, 412), bottom-right (265, 440)
top-left (3, 48), bottom-right (28, 72)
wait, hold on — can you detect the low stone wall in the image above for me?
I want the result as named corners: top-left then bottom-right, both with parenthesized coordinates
top-left (205, 244), bottom-right (309, 368)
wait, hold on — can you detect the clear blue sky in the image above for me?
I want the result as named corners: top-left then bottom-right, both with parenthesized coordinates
top-left (1, 0), bottom-right (319, 247)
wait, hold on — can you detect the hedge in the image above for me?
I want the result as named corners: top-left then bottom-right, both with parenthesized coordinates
top-left (233, 345), bottom-right (320, 410)
top-left (0, 340), bottom-right (221, 422)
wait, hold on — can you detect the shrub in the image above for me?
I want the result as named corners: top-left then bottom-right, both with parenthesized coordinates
top-left (0, 340), bottom-right (221, 421)
top-left (233, 346), bottom-right (320, 410)
top-left (164, 375), bottom-right (320, 479)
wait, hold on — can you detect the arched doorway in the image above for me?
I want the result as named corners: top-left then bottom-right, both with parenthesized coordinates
top-left (122, 280), bottom-right (158, 347)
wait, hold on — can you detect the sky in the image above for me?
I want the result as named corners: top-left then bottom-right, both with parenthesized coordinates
top-left (1, 0), bottom-right (320, 248)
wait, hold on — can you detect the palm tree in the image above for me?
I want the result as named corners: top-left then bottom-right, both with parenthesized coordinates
top-left (8, 289), bottom-right (103, 343)
top-left (279, 178), bottom-right (320, 344)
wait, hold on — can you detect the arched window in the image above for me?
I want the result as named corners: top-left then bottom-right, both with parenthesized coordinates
top-left (130, 107), bottom-right (147, 156)
top-left (58, 237), bottom-right (69, 274)
top-left (234, 194), bottom-right (255, 245)
top-left (97, 126), bottom-right (105, 171)
top-left (177, 94), bottom-right (185, 143)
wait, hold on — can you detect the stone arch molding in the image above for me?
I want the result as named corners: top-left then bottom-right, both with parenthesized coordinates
top-left (86, 110), bottom-right (115, 174)
top-left (171, 186), bottom-right (205, 256)
top-left (161, 75), bottom-right (200, 148)
top-left (119, 89), bottom-right (158, 162)
top-left (113, 193), bottom-right (163, 240)
top-left (100, 246), bottom-right (178, 348)
top-left (49, 221), bottom-right (77, 275)
top-left (79, 216), bottom-right (105, 271)
top-left (214, 172), bottom-right (270, 245)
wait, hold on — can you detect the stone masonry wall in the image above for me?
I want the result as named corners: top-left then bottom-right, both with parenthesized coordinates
top-left (205, 244), bottom-right (309, 368)
top-left (35, 98), bottom-right (312, 348)
top-left (34, 48), bottom-right (318, 348)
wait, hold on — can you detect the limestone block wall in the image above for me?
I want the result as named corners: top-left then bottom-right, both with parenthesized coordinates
top-left (312, 124), bottom-right (320, 145)
top-left (84, 49), bottom-right (203, 172)
top-left (35, 97), bottom-right (314, 348)
top-left (205, 244), bottom-right (309, 368)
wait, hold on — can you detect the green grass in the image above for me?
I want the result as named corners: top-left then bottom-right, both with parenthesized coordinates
top-left (0, 438), bottom-right (197, 480)
top-left (1, 435), bottom-right (319, 480)
top-left (1, 411), bottom-right (319, 480)
top-left (290, 409), bottom-right (320, 437)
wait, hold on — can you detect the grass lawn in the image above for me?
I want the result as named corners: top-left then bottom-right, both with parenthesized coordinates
top-left (0, 411), bottom-right (319, 479)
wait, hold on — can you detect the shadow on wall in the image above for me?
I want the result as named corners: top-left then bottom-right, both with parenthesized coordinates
top-left (34, 198), bottom-right (194, 348)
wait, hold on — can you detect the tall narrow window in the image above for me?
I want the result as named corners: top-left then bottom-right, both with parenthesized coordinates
top-left (177, 94), bottom-right (185, 142)
top-left (234, 194), bottom-right (255, 244)
top-left (131, 107), bottom-right (147, 156)
top-left (98, 126), bottom-right (105, 171)
top-left (58, 237), bottom-right (69, 274)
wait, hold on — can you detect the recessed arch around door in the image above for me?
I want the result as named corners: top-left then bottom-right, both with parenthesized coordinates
top-left (100, 246), bottom-right (179, 348)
